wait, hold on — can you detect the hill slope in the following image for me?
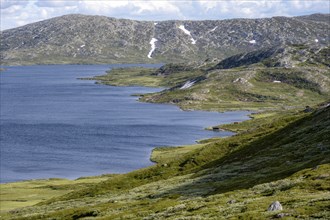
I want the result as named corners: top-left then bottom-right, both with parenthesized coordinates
top-left (90, 44), bottom-right (330, 111)
top-left (2, 102), bottom-right (329, 219)
top-left (1, 13), bottom-right (329, 65)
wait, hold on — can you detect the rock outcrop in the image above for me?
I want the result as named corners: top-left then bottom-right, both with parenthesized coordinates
top-left (268, 201), bottom-right (283, 211)
top-left (1, 13), bottom-right (329, 65)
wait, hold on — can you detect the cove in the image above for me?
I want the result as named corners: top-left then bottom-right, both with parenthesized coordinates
top-left (0, 64), bottom-right (249, 183)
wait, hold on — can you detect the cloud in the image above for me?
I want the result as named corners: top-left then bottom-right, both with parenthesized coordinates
top-left (1, 1), bottom-right (77, 30)
top-left (35, 1), bottom-right (78, 8)
top-left (1, 0), bottom-right (329, 30)
top-left (0, 0), bottom-right (28, 9)
top-left (75, 1), bottom-right (182, 21)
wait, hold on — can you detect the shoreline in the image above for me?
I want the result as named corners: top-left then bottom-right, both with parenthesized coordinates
top-left (0, 106), bottom-right (250, 185)
top-left (1, 66), bottom-right (251, 185)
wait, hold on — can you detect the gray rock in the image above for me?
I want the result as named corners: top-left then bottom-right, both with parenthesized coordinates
top-left (275, 213), bottom-right (290, 218)
top-left (1, 13), bottom-right (329, 65)
top-left (227, 199), bottom-right (237, 204)
top-left (268, 201), bottom-right (283, 211)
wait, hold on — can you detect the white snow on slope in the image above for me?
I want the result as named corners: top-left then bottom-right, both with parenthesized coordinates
top-left (190, 38), bottom-right (197, 44)
top-left (147, 38), bottom-right (158, 59)
top-left (154, 22), bottom-right (158, 25)
top-left (179, 25), bottom-right (191, 35)
top-left (210, 26), bottom-right (218, 32)
top-left (180, 80), bottom-right (195, 89)
top-left (315, 39), bottom-right (319, 43)
top-left (80, 44), bottom-right (85, 48)
top-left (178, 25), bottom-right (197, 45)
top-left (249, 40), bottom-right (256, 44)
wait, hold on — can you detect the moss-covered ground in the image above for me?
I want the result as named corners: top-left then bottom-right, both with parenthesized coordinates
top-left (0, 175), bottom-right (114, 213)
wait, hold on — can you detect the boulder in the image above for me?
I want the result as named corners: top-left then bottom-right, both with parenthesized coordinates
top-left (227, 199), bottom-right (237, 204)
top-left (267, 201), bottom-right (283, 211)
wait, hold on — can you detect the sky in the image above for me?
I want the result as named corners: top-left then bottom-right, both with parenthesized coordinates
top-left (1, 0), bottom-right (329, 30)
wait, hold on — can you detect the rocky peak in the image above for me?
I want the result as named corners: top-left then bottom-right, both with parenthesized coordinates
top-left (1, 13), bottom-right (329, 65)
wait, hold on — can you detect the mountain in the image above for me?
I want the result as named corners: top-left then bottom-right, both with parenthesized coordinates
top-left (1, 13), bottom-right (329, 65)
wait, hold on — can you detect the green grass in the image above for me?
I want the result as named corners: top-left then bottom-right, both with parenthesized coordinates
top-left (150, 144), bottom-right (207, 164)
top-left (91, 67), bottom-right (163, 87)
top-left (0, 175), bottom-right (114, 213)
top-left (3, 165), bottom-right (329, 219)
top-left (87, 67), bottom-right (205, 89)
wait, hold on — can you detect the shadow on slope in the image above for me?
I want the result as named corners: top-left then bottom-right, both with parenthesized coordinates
top-left (153, 105), bottom-right (330, 198)
top-left (41, 105), bottom-right (329, 204)
top-left (3, 105), bottom-right (329, 220)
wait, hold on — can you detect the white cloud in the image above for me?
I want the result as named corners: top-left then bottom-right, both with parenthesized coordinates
top-left (198, 1), bottom-right (217, 12)
top-left (1, 0), bottom-right (329, 30)
top-left (134, 1), bottom-right (180, 15)
top-left (1, 1), bottom-right (76, 30)
top-left (0, 0), bottom-right (28, 9)
top-left (35, 0), bottom-right (78, 8)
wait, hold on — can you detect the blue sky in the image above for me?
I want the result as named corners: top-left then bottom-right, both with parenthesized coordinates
top-left (1, 0), bottom-right (329, 30)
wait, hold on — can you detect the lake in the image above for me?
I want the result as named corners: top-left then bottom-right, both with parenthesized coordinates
top-left (0, 64), bottom-right (249, 183)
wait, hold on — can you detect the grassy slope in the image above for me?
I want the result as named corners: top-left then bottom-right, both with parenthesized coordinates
top-left (89, 67), bottom-right (205, 88)
top-left (89, 65), bottom-right (329, 112)
top-left (2, 105), bottom-right (329, 219)
top-left (141, 67), bottom-right (329, 111)
top-left (88, 45), bottom-right (330, 112)
top-left (0, 175), bottom-right (114, 213)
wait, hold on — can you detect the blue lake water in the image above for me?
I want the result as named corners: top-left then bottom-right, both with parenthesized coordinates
top-left (0, 64), bottom-right (249, 183)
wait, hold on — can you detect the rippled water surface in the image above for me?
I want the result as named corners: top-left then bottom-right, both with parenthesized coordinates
top-left (0, 64), bottom-right (249, 183)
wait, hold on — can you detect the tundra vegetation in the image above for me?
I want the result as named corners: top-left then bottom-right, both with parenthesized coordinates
top-left (1, 43), bottom-right (329, 219)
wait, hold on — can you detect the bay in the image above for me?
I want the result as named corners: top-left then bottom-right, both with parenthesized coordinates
top-left (0, 64), bottom-right (249, 183)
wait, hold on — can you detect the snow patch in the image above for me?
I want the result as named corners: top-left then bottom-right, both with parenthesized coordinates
top-left (147, 38), bottom-right (158, 59)
top-left (180, 80), bottom-right (195, 89)
top-left (80, 44), bottom-right (85, 48)
top-left (179, 25), bottom-right (197, 45)
top-left (314, 39), bottom-right (319, 43)
top-left (273, 80), bottom-right (281, 83)
top-left (178, 25), bottom-right (191, 35)
top-left (210, 26), bottom-right (218, 32)
top-left (154, 22), bottom-right (158, 25)
top-left (249, 40), bottom-right (256, 44)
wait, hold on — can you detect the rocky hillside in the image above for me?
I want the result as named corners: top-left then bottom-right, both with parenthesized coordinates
top-left (1, 13), bottom-right (329, 65)
top-left (90, 43), bottom-right (330, 111)
top-left (211, 44), bottom-right (330, 69)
